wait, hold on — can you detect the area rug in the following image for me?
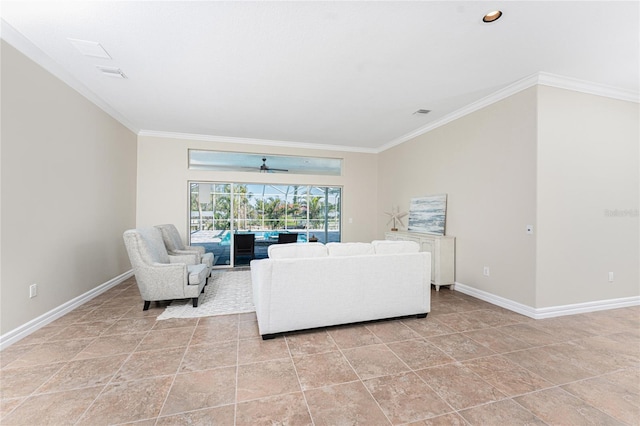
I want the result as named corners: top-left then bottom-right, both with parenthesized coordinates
top-left (157, 269), bottom-right (254, 320)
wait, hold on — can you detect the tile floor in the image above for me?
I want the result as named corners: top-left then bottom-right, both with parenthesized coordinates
top-left (1, 276), bottom-right (639, 425)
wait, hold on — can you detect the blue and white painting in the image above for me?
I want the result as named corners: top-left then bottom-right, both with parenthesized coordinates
top-left (408, 194), bottom-right (447, 235)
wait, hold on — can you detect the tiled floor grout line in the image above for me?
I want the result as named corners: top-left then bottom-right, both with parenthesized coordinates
top-left (152, 316), bottom-right (201, 425)
top-left (364, 325), bottom-right (462, 422)
top-left (386, 309), bottom-right (622, 424)
top-left (72, 309), bottom-right (157, 425)
top-left (3, 277), bottom-right (638, 425)
top-left (399, 355), bottom-right (468, 421)
top-left (9, 304), bottom-right (140, 425)
top-left (56, 302), bottom-right (138, 424)
top-left (284, 334), bottom-right (317, 426)
top-left (452, 327), bottom-right (638, 425)
top-left (506, 384), bottom-right (620, 426)
top-left (0, 359), bottom-right (68, 420)
top-left (328, 331), bottom-right (394, 425)
top-left (459, 397), bottom-right (546, 425)
top-left (555, 370), bottom-right (639, 425)
top-left (233, 318), bottom-right (240, 426)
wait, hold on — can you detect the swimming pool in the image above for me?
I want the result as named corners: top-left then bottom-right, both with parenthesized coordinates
top-left (218, 231), bottom-right (308, 245)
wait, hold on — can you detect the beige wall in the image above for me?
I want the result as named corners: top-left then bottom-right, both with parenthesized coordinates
top-left (378, 85), bottom-right (639, 309)
top-left (378, 88), bottom-right (539, 307)
top-left (136, 136), bottom-right (378, 245)
top-left (536, 86), bottom-right (639, 307)
top-left (1, 33), bottom-right (635, 338)
top-left (1, 41), bottom-right (137, 334)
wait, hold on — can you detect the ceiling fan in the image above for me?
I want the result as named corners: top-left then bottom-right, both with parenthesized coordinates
top-left (259, 157), bottom-right (288, 173)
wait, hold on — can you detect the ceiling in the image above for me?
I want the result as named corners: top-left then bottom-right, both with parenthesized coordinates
top-left (1, 1), bottom-right (638, 152)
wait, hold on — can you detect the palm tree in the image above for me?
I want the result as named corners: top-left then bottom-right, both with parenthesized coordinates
top-left (233, 184), bottom-right (253, 230)
top-left (263, 197), bottom-right (285, 229)
top-left (214, 187), bottom-right (231, 230)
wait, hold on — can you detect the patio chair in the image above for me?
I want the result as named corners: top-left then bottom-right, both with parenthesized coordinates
top-left (234, 233), bottom-right (255, 265)
top-left (277, 233), bottom-right (298, 244)
top-left (155, 224), bottom-right (214, 276)
top-left (123, 227), bottom-right (208, 310)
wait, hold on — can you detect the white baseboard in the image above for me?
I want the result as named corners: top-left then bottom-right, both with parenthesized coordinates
top-left (454, 281), bottom-right (640, 320)
top-left (0, 270), bottom-right (134, 350)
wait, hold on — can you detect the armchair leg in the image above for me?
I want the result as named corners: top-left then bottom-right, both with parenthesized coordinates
top-left (143, 301), bottom-right (151, 311)
top-left (192, 297), bottom-right (199, 308)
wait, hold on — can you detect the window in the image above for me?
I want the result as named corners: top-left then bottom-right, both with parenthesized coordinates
top-left (188, 150), bottom-right (342, 176)
top-left (189, 182), bottom-right (341, 267)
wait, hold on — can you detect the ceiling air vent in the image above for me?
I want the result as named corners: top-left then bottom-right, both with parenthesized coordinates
top-left (68, 38), bottom-right (111, 59)
top-left (413, 109), bottom-right (431, 115)
top-left (96, 66), bottom-right (127, 79)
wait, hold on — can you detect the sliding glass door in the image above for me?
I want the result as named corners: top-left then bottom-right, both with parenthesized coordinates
top-left (189, 182), bottom-right (341, 267)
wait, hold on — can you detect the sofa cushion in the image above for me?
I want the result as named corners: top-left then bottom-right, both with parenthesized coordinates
top-left (268, 242), bottom-right (328, 259)
top-left (326, 242), bottom-right (375, 257)
top-left (372, 240), bottom-right (420, 254)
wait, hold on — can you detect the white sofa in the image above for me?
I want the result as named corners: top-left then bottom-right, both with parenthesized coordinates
top-left (250, 240), bottom-right (431, 339)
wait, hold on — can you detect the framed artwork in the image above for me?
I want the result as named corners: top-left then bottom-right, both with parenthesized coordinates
top-left (408, 194), bottom-right (447, 235)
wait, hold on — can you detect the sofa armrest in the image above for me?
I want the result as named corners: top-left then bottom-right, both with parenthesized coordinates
top-left (250, 259), bottom-right (273, 334)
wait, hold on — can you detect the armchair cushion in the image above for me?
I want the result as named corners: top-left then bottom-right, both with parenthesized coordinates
top-left (156, 224), bottom-right (185, 252)
top-left (156, 224), bottom-right (214, 272)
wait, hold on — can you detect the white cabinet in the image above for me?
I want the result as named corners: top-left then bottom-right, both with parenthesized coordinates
top-left (385, 231), bottom-right (455, 291)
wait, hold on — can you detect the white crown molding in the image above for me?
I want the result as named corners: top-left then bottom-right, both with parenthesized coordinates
top-left (3, 19), bottom-right (636, 155)
top-left (0, 19), bottom-right (140, 135)
top-left (537, 71), bottom-right (640, 103)
top-left (454, 281), bottom-right (640, 320)
top-left (378, 72), bottom-right (640, 153)
top-left (137, 130), bottom-right (379, 154)
top-left (378, 73), bottom-right (541, 153)
top-left (0, 270), bottom-right (133, 350)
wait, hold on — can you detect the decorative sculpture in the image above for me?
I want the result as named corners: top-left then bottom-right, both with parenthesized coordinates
top-left (384, 206), bottom-right (408, 231)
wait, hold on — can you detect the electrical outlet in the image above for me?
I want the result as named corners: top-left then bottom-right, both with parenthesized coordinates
top-left (608, 272), bottom-right (614, 282)
top-left (483, 267), bottom-right (490, 277)
top-left (29, 283), bottom-right (38, 298)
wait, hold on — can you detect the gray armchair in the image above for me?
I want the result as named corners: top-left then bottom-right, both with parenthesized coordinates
top-left (123, 227), bottom-right (208, 310)
top-left (156, 224), bottom-right (214, 275)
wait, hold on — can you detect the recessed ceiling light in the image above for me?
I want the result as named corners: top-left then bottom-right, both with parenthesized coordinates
top-left (96, 66), bottom-right (127, 79)
top-left (483, 10), bottom-right (503, 23)
top-left (413, 109), bottom-right (431, 115)
top-left (68, 38), bottom-right (111, 59)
